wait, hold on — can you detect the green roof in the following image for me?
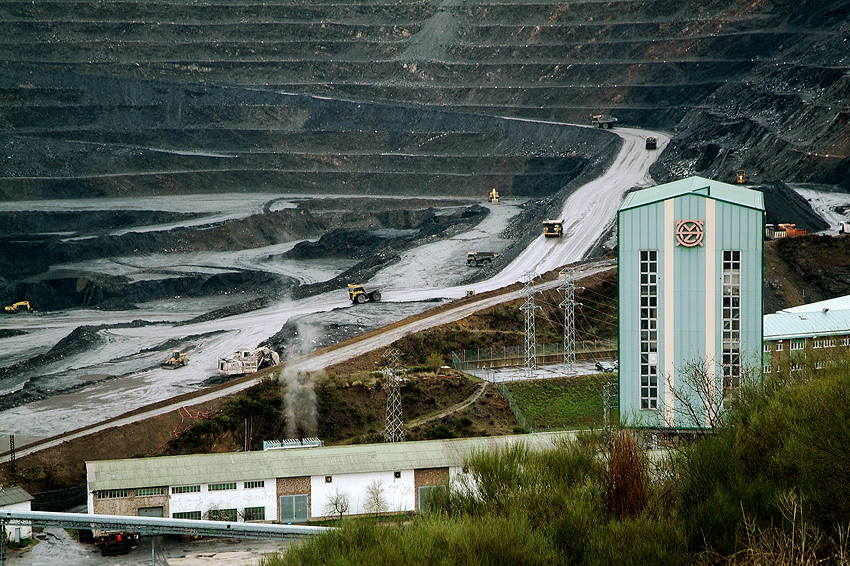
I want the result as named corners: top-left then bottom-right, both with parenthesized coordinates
top-left (0, 486), bottom-right (33, 506)
top-left (620, 176), bottom-right (764, 212)
top-left (87, 432), bottom-right (574, 491)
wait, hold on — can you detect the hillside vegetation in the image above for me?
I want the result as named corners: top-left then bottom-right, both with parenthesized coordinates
top-left (263, 359), bottom-right (850, 565)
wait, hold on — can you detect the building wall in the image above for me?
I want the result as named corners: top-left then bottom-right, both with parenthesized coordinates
top-left (311, 470), bottom-right (415, 519)
top-left (414, 467), bottom-right (450, 512)
top-left (3, 501), bottom-right (32, 540)
top-left (169, 479), bottom-right (276, 521)
top-left (277, 476), bottom-right (310, 497)
top-left (90, 488), bottom-right (168, 518)
top-left (763, 335), bottom-right (850, 373)
top-left (619, 193), bottom-right (763, 428)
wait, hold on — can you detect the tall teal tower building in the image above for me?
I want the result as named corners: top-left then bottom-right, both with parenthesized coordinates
top-left (618, 177), bottom-right (764, 428)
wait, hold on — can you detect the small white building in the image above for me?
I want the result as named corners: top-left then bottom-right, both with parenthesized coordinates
top-left (86, 433), bottom-right (570, 523)
top-left (0, 487), bottom-right (34, 542)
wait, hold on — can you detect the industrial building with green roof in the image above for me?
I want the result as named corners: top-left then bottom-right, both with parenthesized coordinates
top-left (618, 176), bottom-right (764, 428)
top-left (763, 295), bottom-right (850, 374)
top-left (87, 432), bottom-right (572, 524)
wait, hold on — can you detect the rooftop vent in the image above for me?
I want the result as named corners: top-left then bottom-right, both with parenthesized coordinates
top-left (262, 438), bottom-right (323, 451)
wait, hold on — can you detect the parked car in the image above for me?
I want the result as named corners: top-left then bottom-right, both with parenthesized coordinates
top-left (595, 361), bottom-right (617, 373)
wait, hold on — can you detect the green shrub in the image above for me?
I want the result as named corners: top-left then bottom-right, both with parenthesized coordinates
top-left (551, 483), bottom-right (604, 563)
top-left (428, 424), bottom-right (456, 440)
top-left (675, 429), bottom-right (776, 555)
top-left (260, 515), bottom-right (558, 566)
top-left (584, 515), bottom-right (687, 566)
top-left (426, 351), bottom-right (445, 372)
top-left (735, 367), bottom-right (850, 525)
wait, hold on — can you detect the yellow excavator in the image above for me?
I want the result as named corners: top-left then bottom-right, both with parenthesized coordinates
top-left (4, 301), bottom-right (32, 313)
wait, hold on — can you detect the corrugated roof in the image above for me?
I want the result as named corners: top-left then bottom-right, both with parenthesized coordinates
top-left (87, 432), bottom-right (573, 491)
top-left (620, 176), bottom-right (764, 212)
top-left (0, 486), bottom-right (33, 506)
top-left (764, 294), bottom-right (850, 340)
top-left (764, 308), bottom-right (850, 340)
top-left (780, 295), bottom-right (850, 314)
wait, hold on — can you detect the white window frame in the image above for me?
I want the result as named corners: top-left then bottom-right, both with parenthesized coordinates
top-left (721, 250), bottom-right (742, 390)
top-left (639, 250), bottom-right (659, 410)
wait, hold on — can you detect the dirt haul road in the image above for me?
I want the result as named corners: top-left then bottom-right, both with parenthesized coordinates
top-left (0, 126), bottom-right (664, 461)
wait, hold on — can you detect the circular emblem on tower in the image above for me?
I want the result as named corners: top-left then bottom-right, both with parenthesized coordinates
top-left (675, 219), bottom-right (704, 247)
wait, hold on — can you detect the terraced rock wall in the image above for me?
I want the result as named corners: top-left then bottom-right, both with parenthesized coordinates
top-left (1, 0), bottom-right (847, 199)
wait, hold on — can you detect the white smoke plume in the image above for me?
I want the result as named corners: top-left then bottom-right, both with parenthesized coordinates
top-left (281, 365), bottom-right (318, 439)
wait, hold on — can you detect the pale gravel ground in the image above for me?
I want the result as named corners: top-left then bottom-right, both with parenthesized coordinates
top-left (6, 528), bottom-right (291, 566)
top-left (791, 184), bottom-right (850, 234)
top-left (0, 127), bottom-right (662, 439)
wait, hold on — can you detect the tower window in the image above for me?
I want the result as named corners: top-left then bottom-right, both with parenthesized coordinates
top-left (639, 250), bottom-right (658, 410)
top-left (722, 250), bottom-right (742, 391)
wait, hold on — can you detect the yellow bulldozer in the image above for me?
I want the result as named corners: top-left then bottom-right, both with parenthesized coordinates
top-left (161, 349), bottom-right (189, 369)
top-left (4, 301), bottom-right (32, 313)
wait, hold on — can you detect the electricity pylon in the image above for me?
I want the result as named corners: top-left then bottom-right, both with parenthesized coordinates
top-left (382, 348), bottom-right (404, 442)
top-left (559, 268), bottom-right (582, 375)
top-left (520, 271), bottom-right (540, 379)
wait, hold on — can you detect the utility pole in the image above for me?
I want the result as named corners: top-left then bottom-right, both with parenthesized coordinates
top-left (382, 348), bottom-right (404, 443)
top-left (559, 268), bottom-right (583, 375)
top-left (8, 435), bottom-right (15, 481)
top-left (520, 271), bottom-right (540, 379)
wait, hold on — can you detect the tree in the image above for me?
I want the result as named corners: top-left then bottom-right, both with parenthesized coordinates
top-left (666, 357), bottom-right (757, 432)
top-left (426, 351), bottom-right (444, 372)
top-left (322, 488), bottom-right (350, 520)
top-left (363, 480), bottom-right (388, 517)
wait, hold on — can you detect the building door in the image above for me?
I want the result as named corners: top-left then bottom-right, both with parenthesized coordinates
top-left (279, 494), bottom-right (309, 523)
top-left (137, 506), bottom-right (163, 517)
top-left (418, 485), bottom-right (446, 514)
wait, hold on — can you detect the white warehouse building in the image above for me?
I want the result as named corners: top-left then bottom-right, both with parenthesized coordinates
top-left (87, 433), bottom-right (570, 523)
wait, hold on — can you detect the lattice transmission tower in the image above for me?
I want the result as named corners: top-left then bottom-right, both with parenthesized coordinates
top-left (382, 348), bottom-right (405, 443)
top-left (520, 271), bottom-right (540, 378)
top-left (559, 268), bottom-right (583, 375)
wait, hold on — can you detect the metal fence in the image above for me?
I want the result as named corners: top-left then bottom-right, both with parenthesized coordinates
top-left (451, 340), bottom-right (616, 371)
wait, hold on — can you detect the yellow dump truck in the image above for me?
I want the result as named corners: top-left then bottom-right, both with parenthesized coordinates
top-left (591, 114), bottom-right (618, 129)
top-left (543, 219), bottom-right (564, 237)
top-left (348, 283), bottom-right (382, 304)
